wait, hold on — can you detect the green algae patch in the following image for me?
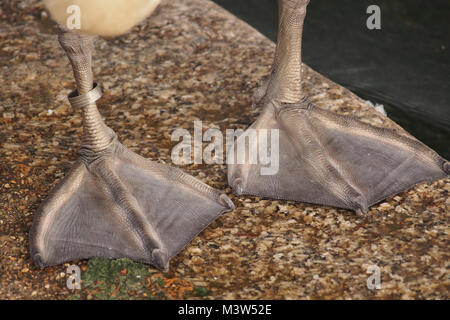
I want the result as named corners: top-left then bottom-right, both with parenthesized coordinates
top-left (69, 258), bottom-right (208, 300)
top-left (72, 258), bottom-right (164, 300)
top-left (193, 287), bottom-right (209, 297)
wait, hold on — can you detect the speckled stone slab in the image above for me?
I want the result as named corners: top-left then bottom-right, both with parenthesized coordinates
top-left (0, 0), bottom-right (448, 299)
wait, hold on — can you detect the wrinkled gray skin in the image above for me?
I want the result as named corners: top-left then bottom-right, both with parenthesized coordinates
top-left (29, 27), bottom-right (234, 270)
top-left (228, 0), bottom-right (450, 215)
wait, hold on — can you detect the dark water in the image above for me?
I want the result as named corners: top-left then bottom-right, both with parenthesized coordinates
top-left (212, 0), bottom-right (450, 159)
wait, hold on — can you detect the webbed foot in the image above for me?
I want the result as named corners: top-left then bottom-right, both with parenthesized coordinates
top-left (227, 0), bottom-right (449, 214)
top-left (228, 98), bottom-right (448, 214)
top-left (30, 27), bottom-right (233, 269)
top-left (30, 130), bottom-right (233, 269)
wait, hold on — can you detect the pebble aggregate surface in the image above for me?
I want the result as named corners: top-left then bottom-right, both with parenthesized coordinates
top-left (0, 0), bottom-right (448, 299)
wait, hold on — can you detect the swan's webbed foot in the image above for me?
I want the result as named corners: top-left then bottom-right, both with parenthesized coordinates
top-left (228, 0), bottom-right (449, 215)
top-left (30, 133), bottom-right (233, 270)
top-left (30, 27), bottom-right (234, 270)
top-left (228, 99), bottom-right (449, 214)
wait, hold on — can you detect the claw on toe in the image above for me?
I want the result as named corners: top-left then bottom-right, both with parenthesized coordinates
top-left (219, 194), bottom-right (235, 211)
top-left (355, 207), bottom-right (368, 217)
top-left (232, 178), bottom-right (244, 195)
top-left (32, 253), bottom-right (44, 269)
top-left (355, 209), bottom-right (363, 217)
top-left (443, 161), bottom-right (450, 175)
top-left (152, 249), bottom-right (169, 271)
top-left (352, 195), bottom-right (369, 216)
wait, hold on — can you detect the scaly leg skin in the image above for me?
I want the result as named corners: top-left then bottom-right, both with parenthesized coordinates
top-left (30, 27), bottom-right (234, 270)
top-left (228, 0), bottom-right (449, 216)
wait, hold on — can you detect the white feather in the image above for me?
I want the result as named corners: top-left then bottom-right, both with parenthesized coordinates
top-left (44, 0), bottom-right (161, 36)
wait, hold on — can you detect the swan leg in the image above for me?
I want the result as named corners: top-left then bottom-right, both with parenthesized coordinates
top-left (228, 0), bottom-right (449, 214)
top-left (30, 27), bottom-right (234, 270)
